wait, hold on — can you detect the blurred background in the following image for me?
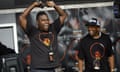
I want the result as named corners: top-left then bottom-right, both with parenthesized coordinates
top-left (0, 0), bottom-right (120, 72)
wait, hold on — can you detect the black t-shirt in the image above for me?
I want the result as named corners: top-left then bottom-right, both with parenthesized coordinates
top-left (76, 33), bottom-right (114, 72)
top-left (25, 18), bottom-right (63, 69)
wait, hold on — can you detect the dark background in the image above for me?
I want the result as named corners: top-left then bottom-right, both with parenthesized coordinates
top-left (0, 0), bottom-right (113, 9)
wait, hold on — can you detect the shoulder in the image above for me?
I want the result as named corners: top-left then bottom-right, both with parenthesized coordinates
top-left (80, 34), bottom-right (90, 42)
top-left (101, 32), bottom-right (110, 38)
top-left (101, 33), bottom-right (112, 41)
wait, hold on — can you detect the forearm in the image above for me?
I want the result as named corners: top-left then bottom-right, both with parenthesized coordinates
top-left (54, 5), bottom-right (67, 24)
top-left (19, 2), bottom-right (41, 30)
top-left (21, 4), bottom-right (36, 18)
top-left (108, 55), bottom-right (115, 72)
top-left (22, 2), bottom-right (42, 17)
top-left (78, 59), bottom-right (84, 72)
top-left (54, 5), bottom-right (66, 17)
top-left (23, 5), bottom-right (35, 17)
top-left (46, 1), bottom-right (67, 24)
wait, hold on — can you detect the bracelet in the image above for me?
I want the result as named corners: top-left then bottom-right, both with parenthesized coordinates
top-left (111, 68), bottom-right (117, 72)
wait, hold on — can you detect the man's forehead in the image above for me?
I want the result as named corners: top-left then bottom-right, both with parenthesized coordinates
top-left (87, 26), bottom-right (100, 29)
top-left (38, 15), bottom-right (49, 20)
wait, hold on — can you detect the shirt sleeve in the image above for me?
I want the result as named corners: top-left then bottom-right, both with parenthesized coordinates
top-left (52, 18), bottom-right (64, 34)
top-left (106, 36), bottom-right (114, 57)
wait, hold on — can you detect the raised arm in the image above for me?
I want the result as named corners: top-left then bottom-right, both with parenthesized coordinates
top-left (46, 1), bottom-right (67, 25)
top-left (19, 2), bottom-right (42, 30)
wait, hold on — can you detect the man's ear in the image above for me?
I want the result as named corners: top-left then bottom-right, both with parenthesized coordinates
top-left (97, 27), bottom-right (100, 31)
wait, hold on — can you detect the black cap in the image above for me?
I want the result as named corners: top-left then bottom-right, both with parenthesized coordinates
top-left (85, 18), bottom-right (100, 27)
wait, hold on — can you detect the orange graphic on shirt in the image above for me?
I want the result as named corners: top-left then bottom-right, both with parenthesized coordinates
top-left (43, 38), bottom-right (50, 46)
top-left (95, 51), bottom-right (101, 60)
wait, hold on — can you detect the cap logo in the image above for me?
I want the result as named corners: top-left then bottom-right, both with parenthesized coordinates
top-left (89, 19), bottom-right (97, 23)
top-left (89, 19), bottom-right (100, 26)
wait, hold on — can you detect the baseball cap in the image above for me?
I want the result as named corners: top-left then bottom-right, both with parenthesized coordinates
top-left (85, 18), bottom-right (100, 27)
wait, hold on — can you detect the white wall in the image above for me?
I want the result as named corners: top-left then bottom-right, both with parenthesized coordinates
top-left (0, 14), bottom-right (18, 53)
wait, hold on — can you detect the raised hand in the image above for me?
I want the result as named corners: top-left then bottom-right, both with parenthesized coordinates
top-left (46, 1), bottom-right (56, 7)
top-left (32, 1), bottom-right (43, 7)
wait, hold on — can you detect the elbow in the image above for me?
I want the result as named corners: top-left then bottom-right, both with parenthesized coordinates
top-left (19, 13), bottom-right (26, 20)
top-left (63, 12), bottom-right (68, 19)
top-left (19, 15), bottom-right (22, 21)
top-left (19, 14), bottom-right (24, 20)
